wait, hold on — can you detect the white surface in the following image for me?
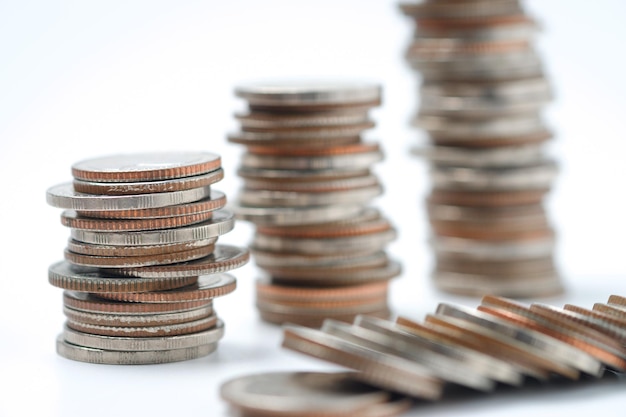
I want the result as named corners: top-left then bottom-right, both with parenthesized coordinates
top-left (1, 1), bottom-right (626, 416)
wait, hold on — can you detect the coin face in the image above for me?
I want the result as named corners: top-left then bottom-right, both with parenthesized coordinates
top-left (71, 152), bottom-right (221, 182)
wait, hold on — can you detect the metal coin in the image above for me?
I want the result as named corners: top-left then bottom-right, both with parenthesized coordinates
top-left (234, 203), bottom-right (363, 226)
top-left (63, 304), bottom-right (214, 327)
top-left (56, 334), bottom-right (218, 365)
top-left (71, 151), bottom-right (221, 183)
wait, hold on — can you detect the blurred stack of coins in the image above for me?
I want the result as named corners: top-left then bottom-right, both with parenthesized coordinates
top-left (228, 81), bottom-right (401, 327)
top-left (400, 0), bottom-right (563, 297)
top-left (280, 293), bottom-right (626, 403)
top-left (46, 152), bottom-right (249, 364)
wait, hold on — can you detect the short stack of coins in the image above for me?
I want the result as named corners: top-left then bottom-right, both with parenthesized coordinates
top-left (228, 81), bottom-right (401, 327)
top-left (278, 292), bottom-right (626, 405)
top-left (46, 152), bottom-right (249, 364)
top-left (400, 0), bottom-right (563, 297)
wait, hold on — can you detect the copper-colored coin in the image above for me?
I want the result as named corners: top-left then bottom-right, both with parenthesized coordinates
top-left (412, 15), bottom-right (534, 31)
top-left (435, 256), bottom-right (556, 277)
top-left (246, 143), bottom-right (380, 157)
top-left (594, 303), bottom-right (626, 319)
top-left (71, 152), bottom-right (221, 183)
top-left (608, 295), bottom-right (626, 306)
top-left (48, 261), bottom-right (198, 293)
top-left (61, 209), bottom-right (214, 231)
top-left (227, 133), bottom-right (362, 148)
top-left (63, 304), bottom-right (214, 327)
top-left (63, 243), bottom-right (215, 268)
top-left (242, 174), bottom-right (379, 193)
top-left (428, 188), bottom-right (548, 206)
top-left (111, 245), bottom-right (249, 278)
top-left (72, 169), bottom-right (223, 195)
top-left (431, 223), bottom-right (554, 240)
top-left (481, 295), bottom-right (626, 371)
top-left (99, 274), bottom-right (237, 303)
top-left (66, 237), bottom-right (217, 258)
top-left (256, 280), bottom-right (389, 303)
top-left (63, 291), bottom-right (211, 315)
top-left (563, 304), bottom-right (626, 344)
top-left (235, 108), bottom-right (371, 128)
top-left (241, 121), bottom-right (375, 136)
top-left (66, 314), bottom-right (218, 338)
top-left (79, 191), bottom-right (227, 219)
top-left (407, 39), bottom-right (529, 59)
top-left (431, 129), bottom-right (552, 148)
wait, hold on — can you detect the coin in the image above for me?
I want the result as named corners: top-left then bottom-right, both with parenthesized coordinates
top-left (56, 334), bottom-right (218, 365)
top-left (220, 371), bottom-right (401, 417)
top-left (63, 291), bottom-right (212, 315)
top-left (234, 204), bottom-right (364, 226)
top-left (62, 320), bottom-right (224, 351)
top-left (66, 237), bottom-right (217, 258)
top-left (71, 152), bottom-right (221, 183)
top-left (62, 304), bottom-right (214, 327)
top-left (46, 183), bottom-right (213, 212)
top-left (60, 209), bottom-right (214, 232)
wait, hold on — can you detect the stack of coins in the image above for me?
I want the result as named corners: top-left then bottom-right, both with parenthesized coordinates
top-left (280, 293), bottom-right (626, 403)
top-left (228, 81), bottom-right (401, 327)
top-left (46, 152), bottom-right (249, 364)
top-left (400, 0), bottom-right (563, 297)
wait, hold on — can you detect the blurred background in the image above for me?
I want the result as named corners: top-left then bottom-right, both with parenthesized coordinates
top-left (1, 1), bottom-right (625, 416)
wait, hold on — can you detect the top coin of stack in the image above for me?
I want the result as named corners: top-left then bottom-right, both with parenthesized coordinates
top-left (229, 81), bottom-right (401, 327)
top-left (46, 152), bottom-right (249, 364)
top-left (400, 0), bottom-right (563, 298)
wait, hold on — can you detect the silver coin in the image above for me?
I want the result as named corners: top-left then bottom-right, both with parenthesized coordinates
top-left (72, 168), bottom-right (224, 195)
top-left (220, 371), bottom-right (393, 416)
top-left (416, 22), bottom-right (539, 42)
top-left (253, 229), bottom-right (397, 255)
top-left (252, 248), bottom-right (385, 269)
top-left (56, 334), bottom-right (217, 364)
top-left (237, 166), bottom-right (371, 181)
top-left (427, 203), bottom-right (547, 224)
top-left (65, 237), bottom-right (218, 258)
top-left (321, 319), bottom-right (494, 391)
top-left (235, 81), bottom-right (381, 106)
top-left (71, 151), bottom-right (221, 182)
top-left (62, 304), bottom-right (214, 327)
top-left (241, 173), bottom-right (379, 192)
top-left (417, 60), bottom-right (543, 82)
top-left (240, 150), bottom-right (383, 170)
top-left (70, 210), bottom-right (234, 246)
top-left (234, 203), bottom-right (363, 226)
top-left (48, 260), bottom-right (198, 293)
top-left (238, 184), bottom-right (382, 207)
top-left (282, 324), bottom-right (444, 400)
top-left (436, 303), bottom-right (603, 377)
top-left (430, 160), bottom-right (558, 190)
top-left (420, 78), bottom-right (551, 101)
top-left (229, 126), bottom-right (371, 142)
top-left (409, 48), bottom-right (539, 68)
top-left (414, 143), bottom-right (546, 168)
top-left (415, 114), bottom-right (546, 139)
top-left (62, 320), bottom-right (224, 351)
top-left (355, 315), bottom-right (523, 386)
top-left (235, 110), bottom-right (371, 128)
top-left (46, 183), bottom-right (212, 211)
top-left (431, 236), bottom-right (555, 260)
top-left (111, 244), bottom-right (249, 278)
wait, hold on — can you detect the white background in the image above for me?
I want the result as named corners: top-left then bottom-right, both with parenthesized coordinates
top-left (1, 1), bottom-right (626, 416)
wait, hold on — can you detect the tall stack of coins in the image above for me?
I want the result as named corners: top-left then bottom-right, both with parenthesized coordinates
top-left (46, 152), bottom-right (249, 364)
top-left (279, 293), bottom-right (626, 403)
top-left (400, 0), bottom-right (563, 297)
top-left (228, 81), bottom-right (401, 327)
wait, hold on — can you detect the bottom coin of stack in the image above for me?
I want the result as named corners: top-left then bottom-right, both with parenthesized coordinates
top-left (46, 152), bottom-right (248, 364)
top-left (276, 294), bottom-right (626, 403)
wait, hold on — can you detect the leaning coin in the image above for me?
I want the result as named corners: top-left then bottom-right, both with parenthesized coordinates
top-left (48, 261), bottom-right (197, 293)
top-left (71, 151), bottom-right (221, 183)
top-left (220, 371), bottom-right (394, 417)
top-left (282, 324), bottom-right (443, 400)
top-left (56, 334), bottom-right (217, 364)
top-left (111, 245), bottom-right (248, 278)
top-left (562, 304), bottom-right (626, 344)
top-left (99, 273), bottom-right (237, 303)
top-left (62, 320), bottom-right (224, 351)
top-left (73, 168), bottom-right (224, 195)
top-left (46, 183), bottom-right (212, 211)
top-left (70, 210), bottom-right (234, 246)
